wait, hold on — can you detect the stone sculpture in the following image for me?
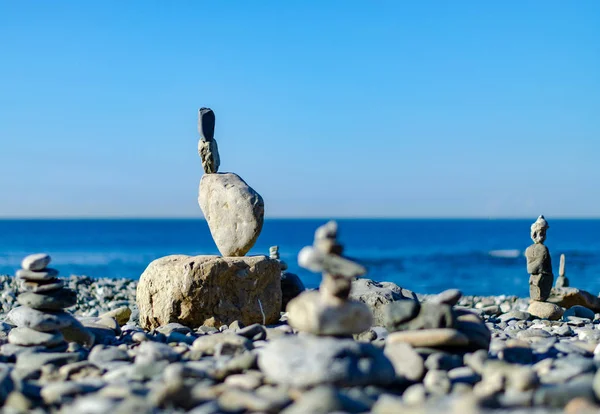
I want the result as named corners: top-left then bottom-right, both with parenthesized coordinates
top-left (8, 254), bottom-right (94, 348)
top-left (525, 215), bottom-right (554, 301)
top-left (555, 254), bottom-right (569, 288)
top-left (136, 108), bottom-right (278, 329)
top-left (287, 221), bottom-right (373, 335)
top-left (197, 108), bottom-right (265, 257)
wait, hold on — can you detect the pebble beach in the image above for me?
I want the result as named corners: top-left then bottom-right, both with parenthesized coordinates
top-left (0, 273), bottom-right (599, 413)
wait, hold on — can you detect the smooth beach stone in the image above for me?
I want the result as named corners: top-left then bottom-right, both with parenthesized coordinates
top-left (383, 300), bottom-right (421, 330)
top-left (99, 307), bottom-right (132, 326)
top-left (287, 290), bottom-right (373, 336)
top-left (21, 253), bottom-right (51, 271)
top-left (17, 289), bottom-right (77, 310)
top-left (199, 172), bottom-right (264, 257)
top-left (563, 305), bottom-right (595, 321)
top-left (387, 329), bottom-right (470, 348)
top-left (528, 301), bottom-right (564, 321)
top-left (16, 268), bottom-right (59, 282)
top-left (385, 301), bottom-right (455, 332)
top-left (60, 318), bottom-right (95, 347)
top-left (430, 289), bottom-right (463, 306)
top-left (8, 327), bottom-right (65, 347)
top-left (383, 342), bottom-right (425, 381)
top-left (258, 335), bottom-right (395, 387)
top-left (21, 279), bottom-right (65, 293)
top-left (41, 381), bottom-right (102, 405)
top-left (192, 333), bottom-right (252, 356)
top-left (349, 279), bottom-right (416, 326)
top-left (7, 307), bottom-right (76, 332)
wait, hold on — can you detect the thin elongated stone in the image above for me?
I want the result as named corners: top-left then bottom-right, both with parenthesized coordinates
top-left (21, 279), bottom-right (65, 293)
top-left (8, 327), bottom-right (65, 347)
top-left (16, 268), bottom-right (59, 282)
top-left (18, 289), bottom-right (77, 311)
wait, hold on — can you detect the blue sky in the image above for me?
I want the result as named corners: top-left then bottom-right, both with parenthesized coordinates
top-left (0, 1), bottom-right (598, 218)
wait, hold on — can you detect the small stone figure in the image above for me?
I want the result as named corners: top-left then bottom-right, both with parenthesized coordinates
top-left (525, 215), bottom-right (554, 301)
top-left (198, 108), bottom-right (220, 174)
top-left (287, 221), bottom-right (373, 335)
top-left (7, 253), bottom-right (94, 349)
top-left (555, 254), bottom-right (569, 288)
top-left (270, 246), bottom-right (305, 311)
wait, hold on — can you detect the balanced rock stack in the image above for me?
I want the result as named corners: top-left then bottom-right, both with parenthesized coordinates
top-left (270, 246), bottom-right (305, 311)
top-left (525, 216), bottom-right (565, 320)
top-left (198, 107), bottom-right (264, 257)
top-left (7, 254), bottom-right (80, 350)
top-left (136, 108), bottom-right (281, 329)
top-left (287, 221), bottom-right (372, 335)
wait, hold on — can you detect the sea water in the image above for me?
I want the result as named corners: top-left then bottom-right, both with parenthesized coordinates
top-left (0, 219), bottom-right (599, 297)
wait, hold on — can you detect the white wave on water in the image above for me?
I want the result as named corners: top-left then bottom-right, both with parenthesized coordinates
top-left (488, 249), bottom-right (521, 258)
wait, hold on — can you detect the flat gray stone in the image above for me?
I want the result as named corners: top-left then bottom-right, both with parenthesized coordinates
top-left (7, 307), bottom-right (76, 332)
top-left (8, 327), bottom-right (65, 347)
top-left (16, 268), bottom-right (59, 282)
top-left (21, 254), bottom-right (51, 271)
top-left (349, 279), bottom-right (416, 326)
top-left (21, 279), bottom-right (65, 293)
top-left (192, 333), bottom-right (252, 356)
top-left (17, 289), bottom-right (77, 310)
top-left (384, 342), bottom-right (425, 381)
top-left (60, 318), bottom-right (95, 347)
top-left (258, 335), bottom-right (395, 387)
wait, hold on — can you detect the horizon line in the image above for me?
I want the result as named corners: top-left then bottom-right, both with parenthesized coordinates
top-left (1, 216), bottom-right (600, 221)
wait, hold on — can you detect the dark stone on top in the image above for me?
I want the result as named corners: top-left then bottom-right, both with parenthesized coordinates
top-left (281, 272), bottom-right (305, 311)
top-left (198, 107), bottom-right (215, 141)
top-left (385, 301), bottom-right (455, 332)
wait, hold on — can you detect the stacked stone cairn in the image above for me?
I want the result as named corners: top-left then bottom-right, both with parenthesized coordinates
top-left (287, 221), bottom-right (373, 335)
top-left (556, 253), bottom-right (570, 288)
top-left (270, 245), bottom-right (305, 311)
top-left (7, 254), bottom-right (81, 350)
top-left (525, 216), bottom-right (565, 320)
top-left (136, 108), bottom-right (282, 329)
top-left (197, 107), bottom-right (264, 257)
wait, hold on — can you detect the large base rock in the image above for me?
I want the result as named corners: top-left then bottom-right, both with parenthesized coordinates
top-left (547, 287), bottom-right (600, 312)
top-left (199, 173), bottom-right (264, 257)
top-left (287, 291), bottom-right (372, 336)
top-left (137, 255), bottom-right (281, 329)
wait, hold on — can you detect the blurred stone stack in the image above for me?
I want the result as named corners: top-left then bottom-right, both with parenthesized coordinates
top-left (7, 254), bottom-right (91, 350)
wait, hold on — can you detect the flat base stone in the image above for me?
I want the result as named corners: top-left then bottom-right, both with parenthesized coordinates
top-left (8, 327), bottom-right (65, 347)
top-left (528, 301), bottom-right (564, 320)
top-left (137, 255), bottom-right (281, 330)
top-left (287, 291), bottom-right (372, 336)
top-left (548, 287), bottom-right (600, 312)
top-left (387, 329), bottom-right (470, 348)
